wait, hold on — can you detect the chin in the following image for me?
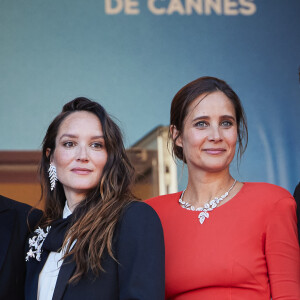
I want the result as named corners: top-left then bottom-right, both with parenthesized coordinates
top-left (69, 182), bottom-right (98, 192)
top-left (202, 163), bottom-right (230, 173)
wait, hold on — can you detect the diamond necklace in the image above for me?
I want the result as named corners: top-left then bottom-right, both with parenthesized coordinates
top-left (179, 179), bottom-right (237, 224)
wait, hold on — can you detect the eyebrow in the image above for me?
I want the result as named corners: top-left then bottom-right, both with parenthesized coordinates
top-left (59, 134), bottom-right (104, 141)
top-left (221, 115), bottom-right (236, 120)
top-left (192, 115), bottom-right (236, 122)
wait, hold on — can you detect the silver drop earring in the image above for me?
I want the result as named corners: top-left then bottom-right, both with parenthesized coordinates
top-left (48, 163), bottom-right (58, 191)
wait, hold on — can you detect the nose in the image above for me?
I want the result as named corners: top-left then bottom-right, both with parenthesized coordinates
top-left (208, 125), bottom-right (223, 142)
top-left (76, 145), bottom-right (89, 162)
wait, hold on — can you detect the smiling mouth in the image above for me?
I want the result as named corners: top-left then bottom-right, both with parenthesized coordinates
top-left (71, 168), bottom-right (92, 175)
top-left (203, 149), bottom-right (226, 155)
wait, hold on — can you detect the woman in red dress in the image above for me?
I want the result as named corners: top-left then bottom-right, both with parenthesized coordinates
top-left (146, 76), bottom-right (300, 300)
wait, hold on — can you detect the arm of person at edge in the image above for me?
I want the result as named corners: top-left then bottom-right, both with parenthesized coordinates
top-left (117, 201), bottom-right (165, 300)
top-left (293, 182), bottom-right (300, 245)
top-left (0, 195), bottom-right (42, 300)
top-left (265, 194), bottom-right (300, 299)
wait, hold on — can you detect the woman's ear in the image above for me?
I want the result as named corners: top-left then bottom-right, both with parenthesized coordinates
top-left (170, 125), bottom-right (183, 147)
top-left (46, 148), bottom-right (53, 162)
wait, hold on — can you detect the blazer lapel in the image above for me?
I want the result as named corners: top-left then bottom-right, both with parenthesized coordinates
top-left (0, 209), bottom-right (16, 271)
top-left (25, 248), bottom-right (49, 300)
top-left (52, 256), bottom-right (76, 300)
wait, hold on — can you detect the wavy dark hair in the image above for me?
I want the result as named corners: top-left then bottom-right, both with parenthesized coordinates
top-left (170, 76), bottom-right (248, 163)
top-left (38, 97), bottom-right (135, 282)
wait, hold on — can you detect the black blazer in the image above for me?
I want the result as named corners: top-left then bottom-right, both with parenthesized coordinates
top-left (0, 195), bottom-right (42, 300)
top-left (294, 182), bottom-right (300, 244)
top-left (25, 201), bottom-right (165, 300)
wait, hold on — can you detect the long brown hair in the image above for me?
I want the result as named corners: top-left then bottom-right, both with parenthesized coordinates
top-left (170, 76), bottom-right (248, 163)
top-left (39, 97), bottom-right (135, 282)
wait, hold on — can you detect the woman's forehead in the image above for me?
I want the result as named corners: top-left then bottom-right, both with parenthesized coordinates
top-left (186, 91), bottom-right (235, 119)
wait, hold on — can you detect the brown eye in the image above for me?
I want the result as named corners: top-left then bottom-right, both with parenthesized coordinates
top-left (63, 141), bottom-right (75, 148)
top-left (91, 142), bottom-right (104, 149)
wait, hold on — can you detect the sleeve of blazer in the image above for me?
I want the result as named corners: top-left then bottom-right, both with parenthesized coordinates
top-left (117, 201), bottom-right (165, 300)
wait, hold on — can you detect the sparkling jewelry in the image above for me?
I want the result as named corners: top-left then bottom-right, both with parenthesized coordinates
top-left (26, 226), bottom-right (51, 262)
top-left (48, 163), bottom-right (58, 191)
top-left (179, 180), bottom-right (237, 224)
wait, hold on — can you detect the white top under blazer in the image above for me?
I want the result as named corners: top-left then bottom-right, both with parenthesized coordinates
top-left (37, 202), bottom-right (72, 300)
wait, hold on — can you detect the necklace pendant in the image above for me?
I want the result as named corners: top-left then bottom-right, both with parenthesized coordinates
top-left (179, 179), bottom-right (237, 225)
top-left (198, 211), bottom-right (209, 224)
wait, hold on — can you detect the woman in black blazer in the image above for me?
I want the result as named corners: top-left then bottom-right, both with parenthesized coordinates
top-left (25, 97), bottom-right (165, 300)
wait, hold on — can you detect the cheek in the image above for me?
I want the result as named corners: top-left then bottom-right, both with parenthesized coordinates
top-left (93, 153), bottom-right (108, 171)
top-left (225, 131), bottom-right (238, 148)
top-left (189, 133), bottom-right (206, 148)
top-left (53, 149), bottom-right (74, 168)
top-left (182, 129), bottom-right (206, 147)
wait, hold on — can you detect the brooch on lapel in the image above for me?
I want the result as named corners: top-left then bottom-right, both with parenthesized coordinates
top-left (25, 226), bottom-right (51, 262)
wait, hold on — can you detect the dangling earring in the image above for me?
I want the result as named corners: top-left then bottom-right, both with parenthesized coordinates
top-left (48, 163), bottom-right (58, 191)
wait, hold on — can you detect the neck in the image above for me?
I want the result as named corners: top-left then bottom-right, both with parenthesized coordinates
top-left (64, 189), bottom-right (86, 212)
top-left (184, 169), bottom-right (234, 207)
